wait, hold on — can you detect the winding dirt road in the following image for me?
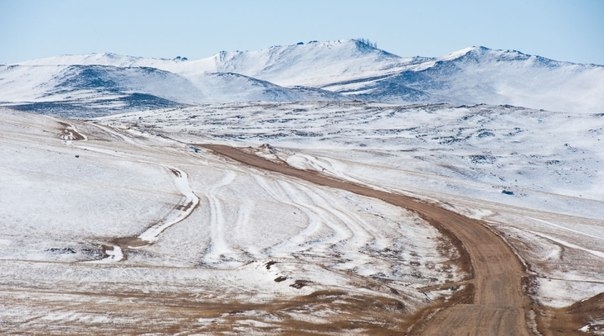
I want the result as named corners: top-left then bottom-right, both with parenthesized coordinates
top-left (202, 144), bottom-right (532, 335)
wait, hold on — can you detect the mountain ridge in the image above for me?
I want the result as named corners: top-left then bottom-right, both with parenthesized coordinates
top-left (13, 41), bottom-right (598, 69)
top-left (2, 39), bottom-right (603, 115)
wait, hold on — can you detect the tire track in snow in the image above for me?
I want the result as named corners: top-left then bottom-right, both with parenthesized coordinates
top-left (48, 120), bottom-right (128, 264)
top-left (201, 171), bottom-right (238, 265)
top-left (274, 180), bottom-right (378, 272)
top-left (290, 182), bottom-right (373, 248)
top-left (202, 144), bottom-right (532, 336)
top-left (251, 175), bottom-right (374, 258)
top-left (530, 231), bottom-right (604, 259)
top-left (89, 166), bottom-right (200, 263)
top-left (54, 123), bottom-right (201, 263)
top-left (88, 123), bottom-right (139, 145)
top-left (278, 181), bottom-right (361, 247)
top-left (136, 166), bottom-right (200, 244)
top-left (252, 176), bottom-right (335, 253)
top-left (529, 217), bottom-right (604, 241)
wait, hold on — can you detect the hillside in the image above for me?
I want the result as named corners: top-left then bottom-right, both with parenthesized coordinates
top-left (1, 40), bottom-right (603, 334)
top-left (2, 40), bottom-right (603, 115)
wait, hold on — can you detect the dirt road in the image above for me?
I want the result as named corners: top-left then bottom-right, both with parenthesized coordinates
top-left (202, 144), bottom-right (532, 335)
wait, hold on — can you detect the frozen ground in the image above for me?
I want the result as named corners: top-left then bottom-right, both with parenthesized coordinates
top-left (100, 101), bottom-right (604, 309)
top-left (1, 100), bottom-right (603, 334)
top-left (2, 39), bottom-right (603, 334)
top-left (0, 107), bottom-right (464, 334)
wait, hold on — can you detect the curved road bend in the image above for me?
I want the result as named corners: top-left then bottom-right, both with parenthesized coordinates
top-left (201, 144), bottom-right (532, 336)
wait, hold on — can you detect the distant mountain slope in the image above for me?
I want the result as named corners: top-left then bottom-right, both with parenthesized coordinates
top-left (1, 40), bottom-right (603, 115)
top-left (188, 72), bottom-right (348, 103)
top-left (340, 46), bottom-right (604, 112)
top-left (0, 57), bottom-right (347, 115)
top-left (211, 40), bottom-right (417, 87)
top-left (53, 65), bottom-right (202, 103)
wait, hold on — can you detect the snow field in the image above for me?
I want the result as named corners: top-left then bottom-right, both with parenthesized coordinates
top-left (0, 108), bottom-right (465, 331)
top-left (97, 101), bottom-right (604, 308)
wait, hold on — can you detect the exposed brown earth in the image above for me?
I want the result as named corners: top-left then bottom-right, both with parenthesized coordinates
top-left (202, 144), bottom-right (534, 335)
top-left (0, 288), bottom-right (423, 335)
top-left (57, 121), bottom-right (86, 141)
top-left (537, 292), bottom-right (604, 336)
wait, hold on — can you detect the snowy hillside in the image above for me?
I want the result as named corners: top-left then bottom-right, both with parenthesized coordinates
top-left (1, 40), bottom-right (602, 115)
top-left (345, 46), bottom-right (604, 112)
top-left (101, 101), bottom-right (604, 211)
top-left (1, 40), bottom-right (604, 333)
top-left (0, 107), bottom-right (468, 334)
top-left (100, 101), bottom-right (604, 311)
top-left (211, 39), bottom-right (415, 87)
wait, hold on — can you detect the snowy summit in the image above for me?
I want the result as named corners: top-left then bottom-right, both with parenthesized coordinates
top-left (1, 39), bottom-right (603, 116)
top-left (1, 39), bottom-right (603, 335)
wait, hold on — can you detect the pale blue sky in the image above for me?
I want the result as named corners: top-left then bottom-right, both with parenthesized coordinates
top-left (1, 0), bottom-right (603, 64)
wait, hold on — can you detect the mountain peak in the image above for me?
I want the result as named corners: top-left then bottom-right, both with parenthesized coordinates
top-left (440, 46), bottom-right (561, 65)
top-left (440, 46), bottom-right (491, 61)
top-left (17, 52), bottom-right (144, 67)
top-left (3, 40), bottom-right (602, 115)
top-left (209, 38), bottom-right (404, 87)
top-left (216, 39), bottom-right (391, 56)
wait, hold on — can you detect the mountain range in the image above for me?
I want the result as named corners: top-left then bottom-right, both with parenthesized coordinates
top-left (2, 39), bottom-right (604, 335)
top-left (1, 39), bottom-right (603, 116)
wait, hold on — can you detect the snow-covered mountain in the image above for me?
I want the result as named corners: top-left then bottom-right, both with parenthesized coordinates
top-left (1, 39), bottom-right (603, 115)
top-left (350, 46), bottom-right (604, 113)
top-left (2, 39), bottom-right (604, 334)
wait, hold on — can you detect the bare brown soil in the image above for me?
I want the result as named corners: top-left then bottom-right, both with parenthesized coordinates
top-left (537, 292), bottom-right (604, 335)
top-left (202, 144), bottom-right (534, 335)
top-left (1, 288), bottom-right (419, 335)
top-left (57, 121), bottom-right (86, 140)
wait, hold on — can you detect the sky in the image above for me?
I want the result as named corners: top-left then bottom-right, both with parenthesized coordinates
top-left (1, 0), bottom-right (603, 65)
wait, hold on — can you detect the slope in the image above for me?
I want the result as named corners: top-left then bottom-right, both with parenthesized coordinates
top-left (342, 46), bottom-right (604, 113)
top-left (2, 40), bottom-right (604, 114)
top-left (203, 144), bottom-right (531, 336)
